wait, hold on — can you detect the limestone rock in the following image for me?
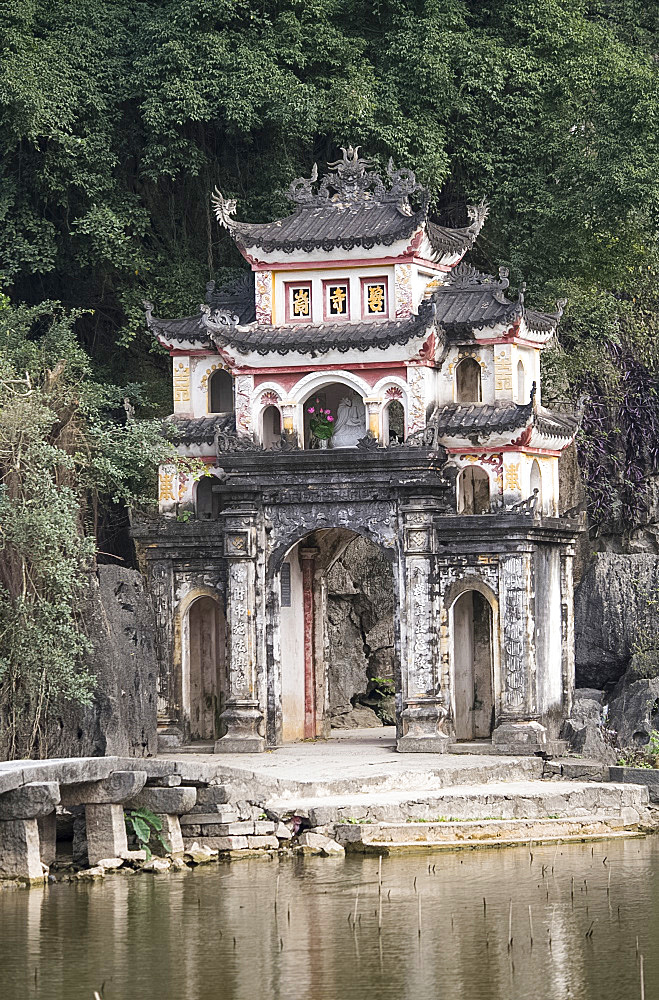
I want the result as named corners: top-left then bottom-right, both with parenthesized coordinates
top-left (0, 783), bottom-right (60, 821)
top-left (75, 866), bottom-right (105, 879)
top-left (331, 706), bottom-right (383, 730)
top-left (183, 841), bottom-right (218, 864)
top-left (98, 857), bottom-right (124, 870)
top-left (321, 839), bottom-right (345, 857)
top-left (275, 823), bottom-right (293, 840)
top-left (575, 554), bottom-right (659, 687)
top-left (193, 786), bottom-right (230, 808)
top-left (33, 565), bottom-right (158, 759)
top-left (608, 674), bottom-right (659, 748)
top-left (297, 831), bottom-right (344, 855)
top-left (142, 857), bottom-right (171, 873)
top-left (0, 818), bottom-right (45, 881)
top-left (562, 689), bottom-right (617, 764)
top-left (121, 849), bottom-right (147, 863)
top-left (196, 836), bottom-right (249, 851)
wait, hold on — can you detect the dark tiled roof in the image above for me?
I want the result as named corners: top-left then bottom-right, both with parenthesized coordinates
top-left (165, 414), bottom-right (232, 445)
top-left (144, 305), bottom-right (212, 346)
top-left (212, 148), bottom-right (486, 257)
top-left (207, 314), bottom-right (428, 356)
top-left (431, 402), bottom-right (578, 438)
top-left (426, 263), bottom-right (565, 334)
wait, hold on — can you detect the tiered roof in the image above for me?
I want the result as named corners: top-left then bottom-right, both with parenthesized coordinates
top-left (211, 146), bottom-right (486, 257)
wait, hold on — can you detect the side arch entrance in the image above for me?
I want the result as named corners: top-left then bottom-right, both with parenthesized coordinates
top-left (183, 595), bottom-right (228, 741)
top-left (450, 589), bottom-right (496, 740)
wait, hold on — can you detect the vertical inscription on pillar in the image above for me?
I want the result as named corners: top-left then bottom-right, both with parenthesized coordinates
top-left (411, 564), bottom-right (432, 680)
top-left (229, 562), bottom-right (251, 696)
top-left (500, 555), bottom-right (526, 710)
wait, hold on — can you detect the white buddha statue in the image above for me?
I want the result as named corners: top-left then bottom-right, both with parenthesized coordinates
top-left (331, 395), bottom-right (366, 448)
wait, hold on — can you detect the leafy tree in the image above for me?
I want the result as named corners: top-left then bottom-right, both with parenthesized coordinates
top-left (0, 297), bottom-right (167, 757)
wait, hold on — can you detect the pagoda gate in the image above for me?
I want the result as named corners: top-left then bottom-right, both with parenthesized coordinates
top-left (136, 147), bottom-right (581, 755)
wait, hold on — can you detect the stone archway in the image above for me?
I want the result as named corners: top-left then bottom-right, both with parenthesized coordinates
top-left (185, 595), bottom-right (227, 741)
top-left (276, 528), bottom-right (397, 742)
top-left (450, 590), bottom-right (495, 740)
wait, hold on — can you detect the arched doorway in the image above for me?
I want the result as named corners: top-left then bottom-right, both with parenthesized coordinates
top-left (302, 383), bottom-right (366, 449)
top-left (455, 357), bottom-right (482, 403)
top-left (530, 459), bottom-right (542, 512)
top-left (517, 360), bottom-right (526, 403)
top-left (451, 590), bottom-right (494, 740)
top-left (262, 405), bottom-right (281, 448)
top-left (383, 399), bottom-right (405, 444)
top-left (209, 369), bottom-right (233, 414)
top-left (458, 466), bottom-right (491, 514)
top-left (276, 529), bottom-right (397, 741)
top-left (186, 596), bottom-right (227, 740)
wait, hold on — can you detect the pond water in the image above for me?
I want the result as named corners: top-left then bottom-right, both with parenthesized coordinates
top-left (1, 837), bottom-right (657, 1000)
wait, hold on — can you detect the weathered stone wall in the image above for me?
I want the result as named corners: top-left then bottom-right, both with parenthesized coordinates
top-left (325, 536), bottom-right (395, 726)
top-left (45, 566), bottom-right (158, 758)
top-left (574, 553), bottom-right (659, 689)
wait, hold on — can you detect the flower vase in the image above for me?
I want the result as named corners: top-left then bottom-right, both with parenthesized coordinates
top-left (319, 438), bottom-right (328, 450)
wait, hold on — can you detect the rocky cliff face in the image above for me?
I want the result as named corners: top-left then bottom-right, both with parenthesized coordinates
top-left (325, 536), bottom-right (396, 727)
top-left (46, 565), bottom-right (158, 758)
top-left (574, 553), bottom-right (659, 688)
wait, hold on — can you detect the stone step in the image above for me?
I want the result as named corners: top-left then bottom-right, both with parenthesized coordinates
top-left (451, 739), bottom-right (569, 757)
top-left (265, 780), bottom-right (649, 827)
top-left (335, 814), bottom-right (648, 853)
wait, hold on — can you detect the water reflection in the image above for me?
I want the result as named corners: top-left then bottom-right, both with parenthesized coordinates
top-left (1, 837), bottom-right (657, 999)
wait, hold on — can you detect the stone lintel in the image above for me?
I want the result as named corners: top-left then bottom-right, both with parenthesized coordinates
top-left (0, 782), bottom-right (60, 821)
top-left (126, 786), bottom-right (196, 815)
top-left (60, 770), bottom-right (147, 807)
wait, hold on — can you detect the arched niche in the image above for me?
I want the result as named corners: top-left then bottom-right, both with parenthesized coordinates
top-left (517, 359), bottom-right (526, 403)
top-left (262, 405), bottom-right (281, 448)
top-left (458, 466), bottom-right (490, 514)
top-left (455, 357), bottom-right (482, 404)
top-left (530, 459), bottom-right (543, 512)
top-left (195, 475), bottom-right (222, 519)
top-left (302, 383), bottom-right (366, 449)
top-left (451, 590), bottom-right (495, 740)
top-left (383, 399), bottom-right (405, 444)
top-left (186, 595), bottom-right (227, 741)
top-left (209, 369), bottom-right (233, 414)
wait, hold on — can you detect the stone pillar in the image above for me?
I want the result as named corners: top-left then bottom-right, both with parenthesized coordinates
top-left (60, 771), bottom-right (147, 865)
top-left (148, 559), bottom-right (181, 748)
top-left (398, 504), bottom-right (451, 752)
top-left (364, 398), bottom-right (381, 441)
top-left (560, 548), bottom-right (576, 719)
top-left (493, 552), bottom-right (547, 753)
top-left (37, 812), bottom-right (57, 867)
top-left (215, 507), bottom-right (266, 753)
top-left (0, 782), bottom-right (60, 882)
top-left (126, 786), bottom-right (196, 857)
top-left (300, 546), bottom-right (319, 739)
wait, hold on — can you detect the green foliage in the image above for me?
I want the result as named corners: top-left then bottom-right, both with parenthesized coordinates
top-left (125, 807), bottom-right (172, 860)
top-left (0, 299), bottom-right (168, 758)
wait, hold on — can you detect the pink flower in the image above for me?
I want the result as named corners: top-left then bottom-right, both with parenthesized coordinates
top-left (327, 415), bottom-right (334, 422)
top-left (307, 407), bottom-right (315, 413)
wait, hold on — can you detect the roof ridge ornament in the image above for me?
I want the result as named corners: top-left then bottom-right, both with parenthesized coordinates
top-left (466, 200), bottom-right (489, 235)
top-left (282, 146), bottom-right (422, 211)
top-left (211, 188), bottom-right (238, 229)
top-left (445, 261), bottom-right (508, 289)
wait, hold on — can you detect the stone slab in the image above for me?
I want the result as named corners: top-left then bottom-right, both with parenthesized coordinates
top-left (37, 812), bottom-right (57, 866)
top-left (157, 813), bottom-right (184, 855)
top-left (214, 736), bottom-right (266, 754)
top-left (0, 782), bottom-right (60, 821)
top-left (609, 766), bottom-right (659, 802)
top-left (247, 836), bottom-right (279, 849)
top-left (185, 836), bottom-right (248, 851)
top-left (180, 813), bottom-right (233, 827)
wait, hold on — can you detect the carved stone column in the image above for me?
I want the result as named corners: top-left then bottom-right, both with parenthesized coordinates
top-left (493, 552), bottom-right (547, 753)
top-left (560, 548), bottom-right (575, 720)
top-left (398, 504), bottom-right (451, 753)
top-left (300, 546), bottom-right (319, 739)
top-left (215, 507), bottom-right (266, 753)
top-left (364, 398), bottom-right (381, 442)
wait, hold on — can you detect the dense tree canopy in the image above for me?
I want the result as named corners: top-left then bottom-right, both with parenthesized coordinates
top-left (1, 0), bottom-right (658, 514)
